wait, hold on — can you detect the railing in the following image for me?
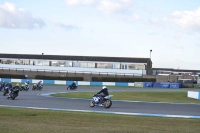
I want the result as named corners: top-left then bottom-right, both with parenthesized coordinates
top-left (0, 67), bottom-right (144, 77)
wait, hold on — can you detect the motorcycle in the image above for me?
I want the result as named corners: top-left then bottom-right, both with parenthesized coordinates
top-left (20, 84), bottom-right (29, 91)
top-left (67, 85), bottom-right (78, 90)
top-left (7, 88), bottom-right (19, 100)
top-left (3, 86), bottom-right (9, 96)
top-left (89, 94), bottom-right (113, 108)
top-left (32, 84), bottom-right (43, 90)
top-left (0, 84), bottom-right (4, 92)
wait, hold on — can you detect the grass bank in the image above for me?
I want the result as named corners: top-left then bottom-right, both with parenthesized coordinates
top-left (0, 107), bottom-right (199, 133)
top-left (52, 92), bottom-right (200, 104)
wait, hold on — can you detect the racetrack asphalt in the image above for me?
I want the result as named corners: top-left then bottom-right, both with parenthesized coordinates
top-left (0, 86), bottom-right (200, 118)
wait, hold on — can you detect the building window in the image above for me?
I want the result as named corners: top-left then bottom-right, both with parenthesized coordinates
top-left (66, 61), bottom-right (72, 67)
top-left (135, 64), bottom-right (145, 70)
top-left (1, 59), bottom-right (15, 64)
top-left (79, 62), bottom-right (87, 68)
top-left (52, 61), bottom-right (59, 66)
top-left (1, 59), bottom-right (7, 64)
top-left (59, 61), bottom-right (66, 67)
top-left (73, 61), bottom-right (80, 67)
top-left (87, 62), bottom-right (95, 68)
top-left (15, 59), bottom-right (23, 65)
top-left (24, 60), bottom-right (29, 65)
top-left (30, 60), bottom-right (35, 65)
top-left (97, 63), bottom-right (113, 69)
top-left (121, 64), bottom-right (128, 69)
top-left (113, 64), bottom-right (120, 69)
top-left (35, 60), bottom-right (43, 66)
top-left (128, 64), bottom-right (135, 70)
top-left (43, 61), bottom-right (49, 66)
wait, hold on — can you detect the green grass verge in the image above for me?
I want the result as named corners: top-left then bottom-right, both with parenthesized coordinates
top-left (52, 92), bottom-right (200, 104)
top-left (0, 107), bottom-right (199, 133)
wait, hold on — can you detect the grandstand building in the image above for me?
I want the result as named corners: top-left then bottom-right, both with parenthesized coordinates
top-left (0, 53), bottom-right (152, 75)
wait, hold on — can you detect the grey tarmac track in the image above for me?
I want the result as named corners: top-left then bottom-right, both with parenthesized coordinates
top-left (0, 86), bottom-right (200, 117)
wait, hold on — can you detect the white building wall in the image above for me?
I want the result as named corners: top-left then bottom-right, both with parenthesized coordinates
top-left (0, 64), bottom-right (146, 75)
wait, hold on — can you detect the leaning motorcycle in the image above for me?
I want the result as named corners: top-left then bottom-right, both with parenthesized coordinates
top-left (3, 86), bottom-right (9, 96)
top-left (0, 84), bottom-right (4, 92)
top-left (32, 84), bottom-right (43, 90)
top-left (7, 88), bottom-right (19, 100)
top-left (67, 85), bottom-right (78, 90)
top-left (20, 84), bottom-right (29, 91)
top-left (89, 94), bottom-right (113, 108)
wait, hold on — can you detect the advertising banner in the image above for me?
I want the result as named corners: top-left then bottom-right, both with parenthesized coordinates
top-left (143, 82), bottom-right (153, 87)
top-left (134, 82), bottom-right (143, 87)
top-left (169, 83), bottom-right (180, 88)
top-left (153, 82), bottom-right (161, 88)
top-left (160, 83), bottom-right (170, 88)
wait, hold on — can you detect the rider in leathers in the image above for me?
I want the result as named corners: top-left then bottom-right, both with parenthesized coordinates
top-left (8, 84), bottom-right (20, 96)
top-left (96, 86), bottom-right (109, 103)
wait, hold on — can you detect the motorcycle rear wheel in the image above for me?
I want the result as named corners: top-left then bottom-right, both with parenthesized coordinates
top-left (103, 99), bottom-right (112, 108)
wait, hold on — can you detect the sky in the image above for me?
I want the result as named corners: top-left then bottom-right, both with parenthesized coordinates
top-left (0, 0), bottom-right (200, 70)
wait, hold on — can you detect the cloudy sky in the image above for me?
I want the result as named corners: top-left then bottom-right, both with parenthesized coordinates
top-left (0, 0), bottom-right (200, 70)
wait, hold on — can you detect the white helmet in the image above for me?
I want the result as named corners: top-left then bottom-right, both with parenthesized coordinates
top-left (102, 86), bottom-right (106, 89)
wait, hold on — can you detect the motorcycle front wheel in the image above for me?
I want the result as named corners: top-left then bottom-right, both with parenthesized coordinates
top-left (67, 86), bottom-right (70, 90)
top-left (89, 100), bottom-right (95, 107)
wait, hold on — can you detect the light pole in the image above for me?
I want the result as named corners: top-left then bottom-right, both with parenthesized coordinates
top-left (150, 50), bottom-right (152, 59)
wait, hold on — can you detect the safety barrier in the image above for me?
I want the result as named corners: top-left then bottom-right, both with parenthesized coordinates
top-left (188, 91), bottom-right (200, 100)
top-left (0, 78), bottom-right (181, 88)
top-left (0, 78), bottom-right (135, 87)
top-left (143, 82), bottom-right (181, 88)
